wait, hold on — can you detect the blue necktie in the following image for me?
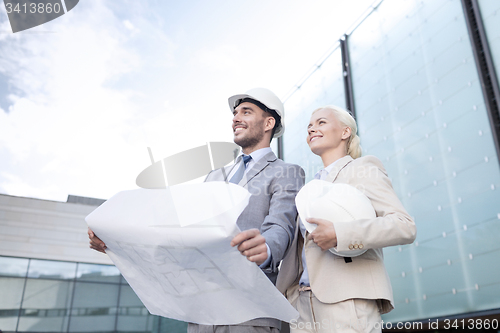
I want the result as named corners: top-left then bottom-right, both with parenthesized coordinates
top-left (229, 155), bottom-right (252, 184)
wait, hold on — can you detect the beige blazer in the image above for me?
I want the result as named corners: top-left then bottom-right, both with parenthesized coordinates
top-left (276, 155), bottom-right (417, 314)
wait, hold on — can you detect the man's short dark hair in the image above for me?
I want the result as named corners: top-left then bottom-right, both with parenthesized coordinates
top-left (236, 97), bottom-right (281, 140)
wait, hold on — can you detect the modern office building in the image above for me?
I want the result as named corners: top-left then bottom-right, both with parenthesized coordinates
top-left (281, 0), bottom-right (500, 328)
top-left (0, 194), bottom-right (187, 333)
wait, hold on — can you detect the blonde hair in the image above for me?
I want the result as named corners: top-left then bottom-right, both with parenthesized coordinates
top-left (312, 105), bottom-right (362, 159)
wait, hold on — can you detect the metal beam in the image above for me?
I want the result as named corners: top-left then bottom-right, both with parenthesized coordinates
top-left (462, 0), bottom-right (500, 166)
top-left (340, 35), bottom-right (356, 118)
top-left (277, 136), bottom-right (283, 160)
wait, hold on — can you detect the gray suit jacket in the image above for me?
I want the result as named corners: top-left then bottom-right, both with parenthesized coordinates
top-left (276, 155), bottom-right (416, 314)
top-left (205, 150), bottom-right (305, 327)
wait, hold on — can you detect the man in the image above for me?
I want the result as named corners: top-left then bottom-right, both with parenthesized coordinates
top-left (89, 88), bottom-right (305, 332)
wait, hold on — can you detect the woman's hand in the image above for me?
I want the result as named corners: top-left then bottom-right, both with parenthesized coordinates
top-left (307, 218), bottom-right (337, 251)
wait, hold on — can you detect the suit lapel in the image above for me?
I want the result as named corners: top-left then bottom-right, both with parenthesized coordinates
top-left (240, 151), bottom-right (277, 187)
top-left (324, 155), bottom-right (353, 183)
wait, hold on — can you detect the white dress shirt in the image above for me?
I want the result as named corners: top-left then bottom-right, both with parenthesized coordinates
top-left (228, 147), bottom-right (273, 180)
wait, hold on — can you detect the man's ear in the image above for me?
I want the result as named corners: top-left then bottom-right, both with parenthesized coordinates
top-left (265, 116), bottom-right (276, 132)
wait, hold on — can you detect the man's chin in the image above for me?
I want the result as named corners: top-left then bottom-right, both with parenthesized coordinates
top-left (234, 136), bottom-right (255, 150)
top-left (233, 136), bottom-right (244, 146)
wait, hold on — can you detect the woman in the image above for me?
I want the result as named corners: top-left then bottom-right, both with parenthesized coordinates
top-left (277, 106), bottom-right (417, 333)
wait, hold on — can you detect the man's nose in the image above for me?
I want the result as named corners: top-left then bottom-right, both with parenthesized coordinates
top-left (233, 112), bottom-right (241, 123)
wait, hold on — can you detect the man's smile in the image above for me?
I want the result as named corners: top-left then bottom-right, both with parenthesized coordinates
top-left (234, 124), bottom-right (247, 133)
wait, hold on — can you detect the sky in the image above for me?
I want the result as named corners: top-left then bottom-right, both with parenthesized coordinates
top-left (0, 0), bottom-right (376, 202)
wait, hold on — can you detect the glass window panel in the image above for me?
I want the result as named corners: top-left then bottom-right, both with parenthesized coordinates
top-left (0, 256), bottom-right (29, 277)
top-left (117, 285), bottom-right (142, 308)
top-left (68, 282), bottom-right (119, 332)
top-left (147, 316), bottom-right (161, 333)
top-left (158, 316), bottom-right (188, 333)
top-left (17, 279), bottom-right (73, 332)
top-left (0, 277), bottom-right (25, 331)
top-left (116, 285), bottom-right (152, 332)
top-left (283, 45), bottom-right (345, 181)
top-left (349, 0), bottom-right (500, 322)
top-left (76, 263), bottom-right (121, 283)
top-left (28, 260), bottom-right (77, 280)
top-left (21, 280), bottom-right (74, 309)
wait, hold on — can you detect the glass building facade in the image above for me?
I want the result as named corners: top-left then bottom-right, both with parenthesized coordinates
top-left (283, 44), bottom-right (346, 180)
top-left (0, 256), bottom-right (187, 333)
top-left (282, 0), bottom-right (500, 324)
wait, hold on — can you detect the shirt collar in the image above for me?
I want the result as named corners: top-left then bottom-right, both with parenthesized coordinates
top-left (315, 156), bottom-right (345, 179)
top-left (238, 147), bottom-right (272, 164)
top-left (324, 159), bottom-right (341, 174)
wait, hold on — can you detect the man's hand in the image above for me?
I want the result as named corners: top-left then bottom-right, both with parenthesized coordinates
top-left (88, 227), bottom-right (107, 253)
top-left (307, 218), bottom-right (337, 251)
top-left (230, 229), bottom-right (268, 265)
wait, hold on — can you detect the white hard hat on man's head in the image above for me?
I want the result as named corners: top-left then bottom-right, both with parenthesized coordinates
top-left (228, 87), bottom-right (285, 138)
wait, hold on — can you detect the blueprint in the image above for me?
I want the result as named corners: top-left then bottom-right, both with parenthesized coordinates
top-left (85, 182), bottom-right (299, 325)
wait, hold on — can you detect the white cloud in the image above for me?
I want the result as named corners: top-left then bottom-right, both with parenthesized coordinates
top-left (123, 20), bottom-right (135, 31)
top-left (193, 45), bottom-right (243, 72)
top-left (0, 1), bottom-right (168, 200)
top-left (0, 172), bottom-right (61, 201)
top-left (0, 0), bottom-right (377, 201)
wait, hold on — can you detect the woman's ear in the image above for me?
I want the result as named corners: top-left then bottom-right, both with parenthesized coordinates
top-left (342, 127), bottom-right (351, 140)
